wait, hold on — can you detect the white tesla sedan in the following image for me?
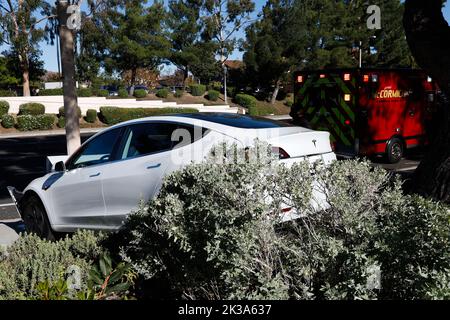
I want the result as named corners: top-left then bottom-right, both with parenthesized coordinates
top-left (8, 113), bottom-right (336, 239)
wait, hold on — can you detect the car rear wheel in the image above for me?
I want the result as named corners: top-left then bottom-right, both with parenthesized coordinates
top-left (21, 195), bottom-right (56, 241)
top-left (386, 137), bottom-right (404, 164)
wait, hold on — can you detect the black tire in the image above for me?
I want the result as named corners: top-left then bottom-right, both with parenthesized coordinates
top-left (21, 195), bottom-right (56, 241)
top-left (386, 137), bottom-right (404, 164)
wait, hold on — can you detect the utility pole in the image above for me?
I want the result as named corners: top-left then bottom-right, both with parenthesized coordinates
top-left (57, 0), bottom-right (81, 155)
top-left (359, 40), bottom-right (363, 68)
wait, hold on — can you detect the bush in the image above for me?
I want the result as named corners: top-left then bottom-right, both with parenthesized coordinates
top-left (99, 107), bottom-right (199, 125)
top-left (18, 103), bottom-right (45, 116)
top-left (77, 88), bottom-right (93, 97)
top-left (85, 109), bottom-right (97, 123)
top-left (156, 88), bottom-right (169, 99)
top-left (285, 99), bottom-right (293, 107)
top-left (0, 101), bottom-right (9, 116)
top-left (250, 103), bottom-right (277, 116)
top-left (118, 89), bottom-right (129, 98)
top-left (0, 89), bottom-right (17, 97)
top-left (16, 114), bottom-right (56, 131)
top-left (133, 89), bottom-right (147, 99)
top-left (111, 144), bottom-right (450, 300)
top-left (39, 88), bottom-right (63, 96)
top-left (207, 81), bottom-right (222, 92)
top-left (207, 90), bottom-right (220, 101)
top-left (226, 86), bottom-right (236, 98)
top-left (97, 89), bottom-right (109, 97)
top-left (0, 231), bottom-right (103, 299)
top-left (57, 117), bottom-right (65, 128)
top-left (58, 106), bottom-right (82, 118)
top-left (1, 114), bottom-right (15, 128)
top-left (174, 89), bottom-right (184, 98)
top-left (189, 84), bottom-right (206, 96)
top-left (234, 93), bottom-right (257, 110)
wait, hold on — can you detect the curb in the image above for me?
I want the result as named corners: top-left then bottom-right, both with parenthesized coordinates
top-left (0, 128), bottom-right (102, 139)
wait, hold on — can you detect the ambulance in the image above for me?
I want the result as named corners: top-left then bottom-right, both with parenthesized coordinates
top-left (290, 68), bottom-right (440, 163)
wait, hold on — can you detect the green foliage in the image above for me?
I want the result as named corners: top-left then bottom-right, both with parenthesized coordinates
top-left (0, 56), bottom-right (20, 88)
top-left (16, 114), bottom-right (56, 131)
top-left (226, 86), bottom-right (236, 98)
top-left (285, 99), bottom-right (293, 107)
top-left (249, 102), bottom-right (277, 116)
top-left (207, 90), bottom-right (220, 101)
top-left (97, 89), bottom-right (109, 97)
top-left (156, 88), bottom-right (169, 98)
top-left (118, 88), bottom-right (129, 98)
top-left (234, 93), bottom-right (257, 110)
top-left (190, 84), bottom-right (206, 96)
top-left (39, 88), bottom-right (63, 96)
top-left (0, 89), bottom-right (17, 97)
top-left (133, 89), bottom-right (147, 99)
top-left (85, 109), bottom-right (97, 123)
top-left (1, 114), bottom-right (15, 128)
top-left (77, 88), bottom-right (94, 97)
top-left (112, 144), bottom-right (450, 300)
top-left (18, 103), bottom-right (45, 116)
top-left (0, 231), bottom-right (104, 300)
top-left (99, 107), bottom-right (199, 125)
top-left (0, 100), bottom-right (9, 116)
top-left (58, 106), bottom-right (82, 118)
top-left (174, 89), bottom-right (184, 98)
top-left (57, 117), bottom-right (65, 128)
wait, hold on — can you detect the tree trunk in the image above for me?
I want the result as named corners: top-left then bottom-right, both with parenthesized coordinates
top-left (22, 62), bottom-right (31, 97)
top-left (270, 80), bottom-right (281, 105)
top-left (183, 67), bottom-right (189, 90)
top-left (129, 68), bottom-right (137, 97)
top-left (58, 0), bottom-right (81, 156)
top-left (403, 0), bottom-right (450, 203)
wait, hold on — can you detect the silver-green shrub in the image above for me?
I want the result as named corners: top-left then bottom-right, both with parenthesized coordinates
top-left (111, 144), bottom-right (449, 300)
top-left (0, 230), bottom-right (104, 300)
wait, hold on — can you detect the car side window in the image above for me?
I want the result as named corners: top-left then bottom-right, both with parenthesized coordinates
top-left (66, 128), bottom-right (122, 170)
top-left (119, 122), bottom-right (205, 160)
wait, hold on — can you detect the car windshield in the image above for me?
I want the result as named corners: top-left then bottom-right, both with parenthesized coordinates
top-left (176, 113), bottom-right (293, 129)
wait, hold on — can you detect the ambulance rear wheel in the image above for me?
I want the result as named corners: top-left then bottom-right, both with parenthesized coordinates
top-left (386, 137), bottom-right (404, 164)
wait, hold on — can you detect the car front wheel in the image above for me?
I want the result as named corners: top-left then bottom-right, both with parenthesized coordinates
top-left (21, 195), bottom-right (56, 241)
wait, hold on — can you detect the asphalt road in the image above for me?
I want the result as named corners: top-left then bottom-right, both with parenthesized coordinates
top-left (0, 133), bottom-right (423, 221)
top-left (0, 133), bottom-right (93, 221)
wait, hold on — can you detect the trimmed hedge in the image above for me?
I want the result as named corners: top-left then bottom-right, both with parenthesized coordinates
top-left (235, 94), bottom-right (257, 110)
top-left (0, 101), bottom-right (9, 116)
top-left (207, 90), bottom-right (220, 101)
top-left (156, 88), bottom-right (169, 99)
top-left (190, 84), bottom-right (206, 96)
top-left (57, 117), bottom-right (65, 128)
top-left (99, 107), bottom-right (199, 125)
top-left (174, 89), bottom-right (184, 98)
top-left (227, 86), bottom-right (236, 98)
top-left (39, 88), bottom-right (63, 96)
top-left (58, 106), bottom-right (82, 118)
top-left (133, 89), bottom-right (147, 98)
top-left (16, 115), bottom-right (56, 131)
top-left (18, 103), bottom-right (45, 116)
top-left (77, 88), bottom-right (93, 97)
top-left (97, 89), bottom-right (109, 97)
top-left (1, 114), bottom-right (15, 128)
top-left (85, 109), bottom-right (97, 123)
top-left (118, 89), bottom-right (129, 98)
top-left (0, 89), bottom-right (17, 97)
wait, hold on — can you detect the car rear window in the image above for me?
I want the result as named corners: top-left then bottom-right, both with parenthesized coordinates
top-left (176, 113), bottom-right (293, 129)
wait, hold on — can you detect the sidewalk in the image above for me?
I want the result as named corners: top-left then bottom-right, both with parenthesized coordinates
top-left (0, 223), bottom-right (19, 248)
top-left (0, 128), bottom-right (102, 139)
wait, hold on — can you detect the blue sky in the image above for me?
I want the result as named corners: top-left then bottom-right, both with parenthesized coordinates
top-left (2, 0), bottom-right (449, 73)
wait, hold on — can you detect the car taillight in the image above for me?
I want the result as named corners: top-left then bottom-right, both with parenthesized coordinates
top-left (272, 146), bottom-right (290, 159)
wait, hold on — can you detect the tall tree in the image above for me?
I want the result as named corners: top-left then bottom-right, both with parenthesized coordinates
top-left (104, 0), bottom-right (169, 95)
top-left (243, 0), bottom-right (308, 104)
top-left (403, 0), bottom-right (450, 203)
top-left (201, 0), bottom-right (255, 103)
top-left (167, 0), bottom-right (202, 86)
top-left (0, 0), bottom-right (54, 96)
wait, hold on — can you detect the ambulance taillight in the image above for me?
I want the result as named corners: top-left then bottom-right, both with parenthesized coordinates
top-left (344, 73), bottom-right (351, 81)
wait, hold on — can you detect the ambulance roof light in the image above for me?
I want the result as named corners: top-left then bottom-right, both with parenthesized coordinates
top-left (344, 94), bottom-right (351, 102)
top-left (363, 74), bottom-right (369, 83)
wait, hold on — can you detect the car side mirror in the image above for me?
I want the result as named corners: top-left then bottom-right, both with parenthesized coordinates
top-left (55, 161), bottom-right (66, 172)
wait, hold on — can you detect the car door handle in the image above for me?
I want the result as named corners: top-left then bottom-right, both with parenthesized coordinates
top-left (89, 172), bottom-right (101, 178)
top-left (147, 163), bottom-right (161, 170)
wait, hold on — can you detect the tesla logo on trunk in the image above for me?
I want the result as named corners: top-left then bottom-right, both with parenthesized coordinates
top-left (312, 139), bottom-right (317, 147)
